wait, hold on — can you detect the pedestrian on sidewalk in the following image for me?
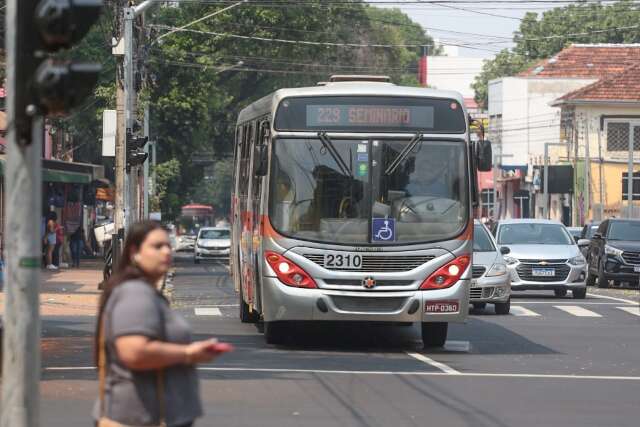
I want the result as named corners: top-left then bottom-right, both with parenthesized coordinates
top-left (94, 221), bottom-right (232, 427)
top-left (70, 226), bottom-right (86, 268)
top-left (44, 213), bottom-right (58, 270)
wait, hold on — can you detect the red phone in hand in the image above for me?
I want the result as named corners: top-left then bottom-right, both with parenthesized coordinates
top-left (206, 342), bottom-right (234, 354)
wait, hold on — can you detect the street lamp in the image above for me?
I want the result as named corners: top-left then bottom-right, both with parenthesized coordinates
top-left (543, 142), bottom-right (568, 219)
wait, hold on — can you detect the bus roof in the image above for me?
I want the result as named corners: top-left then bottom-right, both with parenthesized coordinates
top-left (237, 81), bottom-right (466, 125)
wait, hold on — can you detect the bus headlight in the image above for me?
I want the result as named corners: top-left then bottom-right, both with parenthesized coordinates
top-left (265, 251), bottom-right (317, 289)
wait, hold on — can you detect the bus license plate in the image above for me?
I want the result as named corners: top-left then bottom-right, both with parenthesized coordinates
top-left (324, 253), bottom-right (363, 269)
top-left (425, 301), bottom-right (459, 313)
top-left (532, 268), bottom-right (555, 277)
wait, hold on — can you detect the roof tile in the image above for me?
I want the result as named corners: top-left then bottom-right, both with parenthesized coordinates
top-left (519, 44), bottom-right (640, 78)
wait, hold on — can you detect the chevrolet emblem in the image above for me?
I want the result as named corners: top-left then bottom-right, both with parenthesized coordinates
top-left (539, 261), bottom-right (548, 265)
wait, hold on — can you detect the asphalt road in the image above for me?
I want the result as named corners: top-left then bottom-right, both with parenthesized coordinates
top-left (38, 254), bottom-right (640, 427)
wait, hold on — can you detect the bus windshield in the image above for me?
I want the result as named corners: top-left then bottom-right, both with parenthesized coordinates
top-left (269, 138), bottom-right (468, 244)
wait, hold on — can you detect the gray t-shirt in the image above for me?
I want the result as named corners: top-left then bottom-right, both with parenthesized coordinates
top-left (93, 280), bottom-right (203, 426)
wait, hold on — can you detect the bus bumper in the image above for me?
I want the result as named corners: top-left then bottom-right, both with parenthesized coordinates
top-left (261, 276), bottom-right (469, 324)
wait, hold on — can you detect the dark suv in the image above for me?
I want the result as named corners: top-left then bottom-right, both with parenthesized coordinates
top-left (586, 219), bottom-right (640, 288)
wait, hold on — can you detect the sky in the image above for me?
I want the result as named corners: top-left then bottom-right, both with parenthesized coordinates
top-left (373, 1), bottom-right (558, 59)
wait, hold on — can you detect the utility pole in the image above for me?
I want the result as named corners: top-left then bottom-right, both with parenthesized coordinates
top-left (584, 113), bottom-right (591, 223)
top-left (2, 0), bottom-right (44, 410)
top-left (627, 122), bottom-right (635, 218)
top-left (144, 105), bottom-right (150, 219)
top-left (492, 146), bottom-right (513, 221)
top-left (597, 119), bottom-right (605, 220)
top-left (543, 142), bottom-right (567, 220)
top-left (2, 2), bottom-right (101, 427)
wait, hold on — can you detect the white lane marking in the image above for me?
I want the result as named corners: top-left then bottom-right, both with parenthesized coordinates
top-left (194, 307), bottom-right (222, 316)
top-left (405, 352), bottom-right (460, 375)
top-left (42, 366), bottom-right (640, 381)
top-left (587, 293), bottom-right (638, 305)
top-left (200, 304), bottom-right (239, 307)
top-left (513, 301), bottom-right (619, 305)
top-left (444, 341), bottom-right (471, 353)
top-left (510, 306), bottom-right (541, 317)
top-left (617, 306), bottom-right (640, 317)
top-left (554, 305), bottom-right (602, 318)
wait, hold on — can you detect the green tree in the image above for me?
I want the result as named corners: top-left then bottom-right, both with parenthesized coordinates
top-left (473, 0), bottom-right (640, 106)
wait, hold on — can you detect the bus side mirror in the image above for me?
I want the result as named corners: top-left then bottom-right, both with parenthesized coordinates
top-left (254, 145), bottom-right (268, 177)
top-left (476, 140), bottom-right (492, 172)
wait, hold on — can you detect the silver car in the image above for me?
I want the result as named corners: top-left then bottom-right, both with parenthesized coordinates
top-left (472, 220), bottom-right (511, 314)
top-left (494, 219), bottom-right (587, 299)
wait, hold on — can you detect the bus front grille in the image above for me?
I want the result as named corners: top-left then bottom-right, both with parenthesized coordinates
top-left (330, 296), bottom-right (407, 312)
top-left (303, 254), bottom-right (435, 272)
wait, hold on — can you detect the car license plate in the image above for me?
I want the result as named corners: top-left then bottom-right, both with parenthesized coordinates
top-left (532, 268), bottom-right (555, 277)
top-left (324, 253), bottom-right (363, 269)
top-left (425, 300), bottom-right (459, 313)
top-left (634, 266), bottom-right (640, 273)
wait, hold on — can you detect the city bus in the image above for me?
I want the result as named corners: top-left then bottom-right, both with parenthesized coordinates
top-left (230, 75), bottom-right (492, 347)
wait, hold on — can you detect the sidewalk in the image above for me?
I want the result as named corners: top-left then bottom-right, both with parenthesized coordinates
top-left (0, 260), bottom-right (103, 317)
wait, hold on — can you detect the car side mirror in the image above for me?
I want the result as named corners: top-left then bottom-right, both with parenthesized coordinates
top-left (475, 139), bottom-right (493, 172)
top-left (577, 239), bottom-right (591, 247)
top-left (500, 246), bottom-right (510, 255)
top-left (254, 145), bottom-right (268, 177)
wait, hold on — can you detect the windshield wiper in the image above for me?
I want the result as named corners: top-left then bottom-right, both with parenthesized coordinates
top-left (385, 132), bottom-right (422, 176)
top-left (318, 132), bottom-right (352, 176)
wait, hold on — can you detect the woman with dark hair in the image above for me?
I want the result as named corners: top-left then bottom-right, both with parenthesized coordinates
top-left (94, 221), bottom-right (232, 427)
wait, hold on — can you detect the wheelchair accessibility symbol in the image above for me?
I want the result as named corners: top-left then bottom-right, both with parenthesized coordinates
top-left (372, 218), bottom-right (396, 242)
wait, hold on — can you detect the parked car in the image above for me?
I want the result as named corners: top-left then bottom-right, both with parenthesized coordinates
top-left (471, 220), bottom-right (511, 314)
top-left (585, 218), bottom-right (640, 288)
top-left (576, 221), bottom-right (601, 257)
top-left (175, 233), bottom-right (197, 252)
top-left (194, 227), bottom-right (231, 263)
top-left (495, 219), bottom-right (587, 299)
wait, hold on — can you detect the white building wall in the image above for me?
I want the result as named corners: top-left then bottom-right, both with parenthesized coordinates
top-left (426, 56), bottom-right (486, 99)
top-left (489, 77), bottom-right (596, 167)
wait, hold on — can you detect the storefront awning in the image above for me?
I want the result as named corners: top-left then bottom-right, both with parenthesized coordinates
top-left (0, 157), bottom-right (92, 183)
top-left (42, 168), bottom-right (92, 184)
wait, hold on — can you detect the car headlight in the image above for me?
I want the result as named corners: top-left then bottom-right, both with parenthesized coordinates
top-left (486, 263), bottom-right (507, 277)
top-left (604, 245), bottom-right (623, 257)
top-left (503, 256), bottom-right (519, 265)
top-left (568, 255), bottom-right (586, 265)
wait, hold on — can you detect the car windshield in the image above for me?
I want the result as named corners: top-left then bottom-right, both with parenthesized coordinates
top-left (269, 138), bottom-right (468, 244)
top-left (586, 226), bottom-right (599, 238)
top-left (608, 221), bottom-right (640, 241)
top-left (474, 225), bottom-right (495, 252)
top-left (497, 223), bottom-right (573, 245)
top-left (199, 229), bottom-right (230, 239)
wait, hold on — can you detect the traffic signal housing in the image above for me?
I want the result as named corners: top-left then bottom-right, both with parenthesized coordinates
top-left (126, 130), bottom-right (149, 171)
top-left (32, 0), bottom-right (103, 116)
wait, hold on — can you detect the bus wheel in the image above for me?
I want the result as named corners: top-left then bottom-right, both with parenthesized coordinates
top-left (264, 321), bottom-right (288, 345)
top-left (421, 322), bottom-right (448, 348)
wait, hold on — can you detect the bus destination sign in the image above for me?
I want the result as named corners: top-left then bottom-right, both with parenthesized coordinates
top-left (306, 105), bottom-right (434, 128)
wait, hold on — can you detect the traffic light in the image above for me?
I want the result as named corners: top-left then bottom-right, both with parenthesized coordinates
top-left (16, 0), bottom-right (102, 130)
top-left (126, 130), bottom-right (149, 171)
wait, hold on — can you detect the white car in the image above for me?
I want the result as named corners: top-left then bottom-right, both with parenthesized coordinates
top-left (494, 219), bottom-right (587, 299)
top-left (472, 220), bottom-right (511, 314)
top-left (194, 227), bottom-right (231, 263)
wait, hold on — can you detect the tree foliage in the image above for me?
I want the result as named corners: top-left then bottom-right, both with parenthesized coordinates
top-left (473, 0), bottom-right (640, 106)
top-left (57, 1), bottom-right (436, 219)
